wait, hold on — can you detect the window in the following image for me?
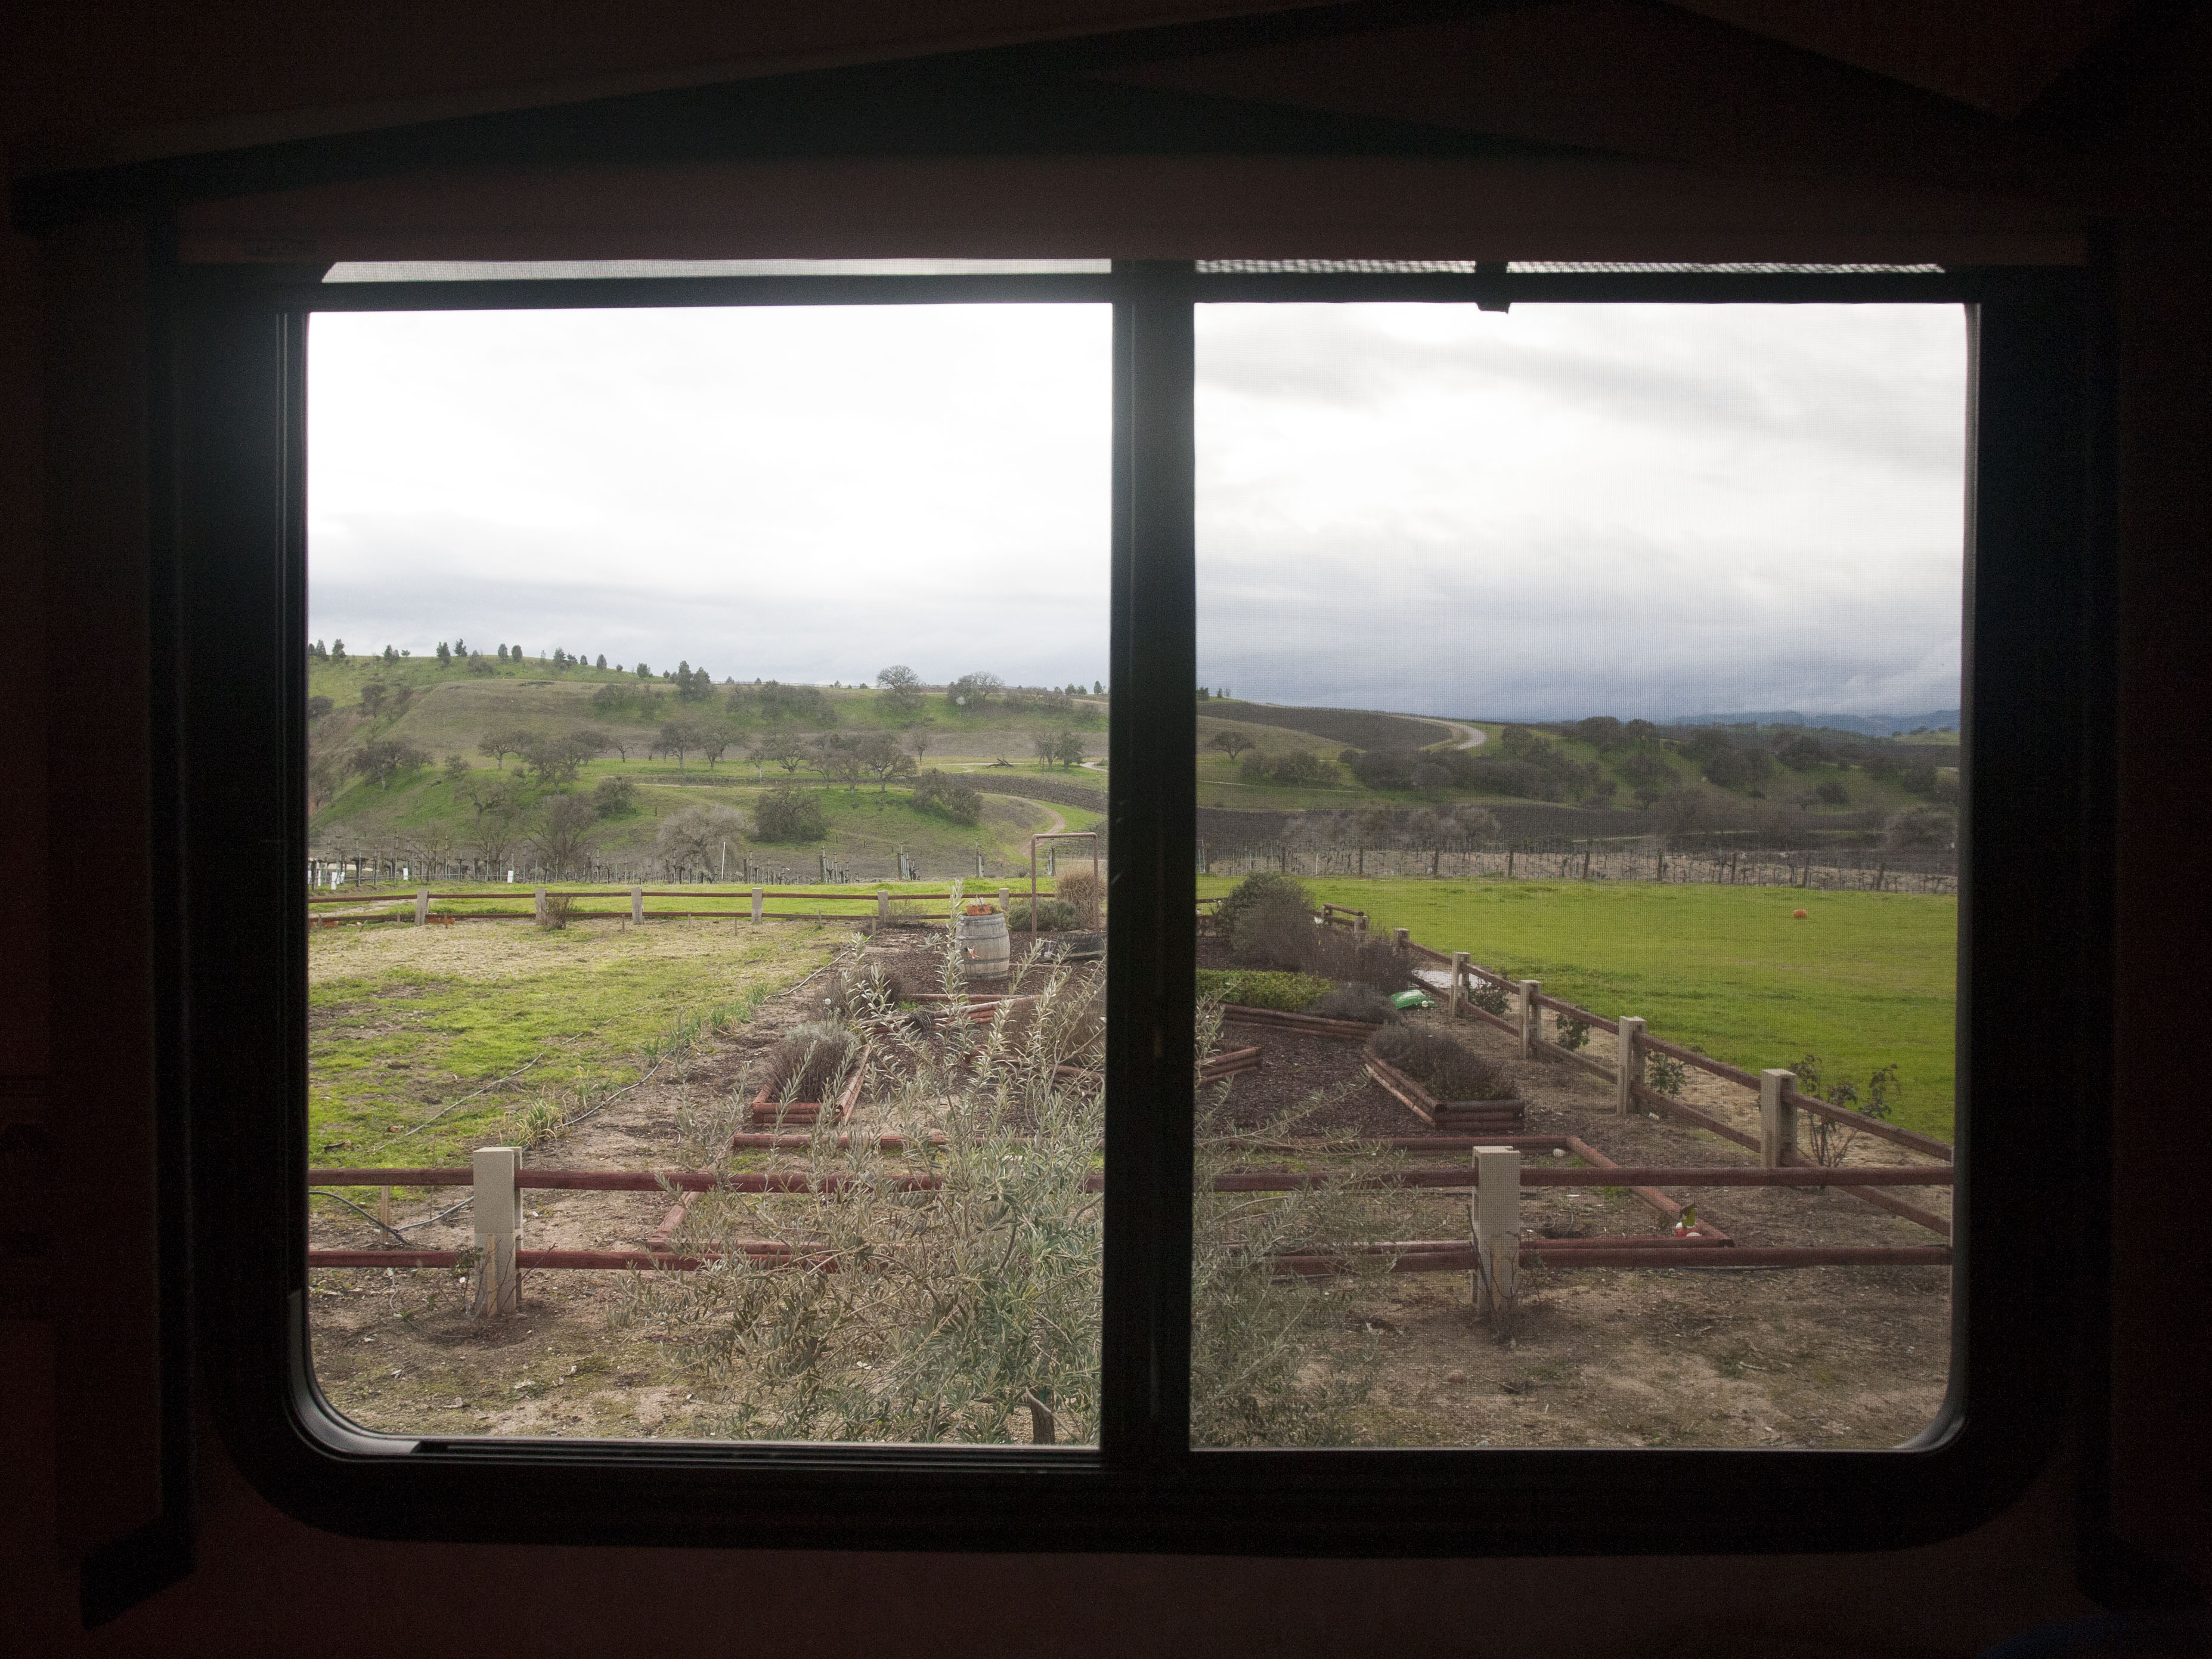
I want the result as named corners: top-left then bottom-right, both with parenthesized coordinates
top-left (177, 258), bottom-right (2096, 1552)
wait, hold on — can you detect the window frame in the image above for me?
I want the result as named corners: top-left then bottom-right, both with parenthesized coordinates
top-left (172, 256), bottom-right (2103, 1556)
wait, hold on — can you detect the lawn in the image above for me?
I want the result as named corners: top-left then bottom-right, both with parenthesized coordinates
top-left (1198, 875), bottom-right (1958, 1141)
top-left (306, 918), bottom-right (845, 1183)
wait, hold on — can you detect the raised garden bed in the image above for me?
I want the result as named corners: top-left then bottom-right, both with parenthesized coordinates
top-left (1364, 1048), bottom-right (1528, 1134)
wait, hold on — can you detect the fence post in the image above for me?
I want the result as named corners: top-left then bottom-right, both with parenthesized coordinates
top-left (469, 1145), bottom-right (522, 1318)
top-left (1616, 1017), bottom-right (1646, 1116)
top-left (1472, 1145), bottom-right (1521, 1315)
top-left (414, 888), bottom-right (429, 926)
top-left (628, 885), bottom-right (643, 924)
top-left (998, 886), bottom-right (1010, 915)
top-left (1760, 1069), bottom-right (1798, 1167)
top-left (533, 885), bottom-right (547, 924)
top-left (876, 888), bottom-right (890, 931)
top-left (1392, 926), bottom-right (1409, 955)
top-left (749, 886), bottom-right (764, 923)
top-left (1518, 979), bottom-right (1541, 1058)
top-left (1449, 951), bottom-right (1468, 1021)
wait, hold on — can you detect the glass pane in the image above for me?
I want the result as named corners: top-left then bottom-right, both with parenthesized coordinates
top-left (305, 303), bottom-right (1110, 1444)
top-left (1192, 302), bottom-right (1962, 1448)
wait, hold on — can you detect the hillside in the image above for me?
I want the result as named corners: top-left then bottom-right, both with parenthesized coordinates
top-left (306, 654), bottom-right (1108, 883)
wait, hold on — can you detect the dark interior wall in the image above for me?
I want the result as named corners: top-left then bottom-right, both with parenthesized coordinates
top-left (4, 4), bottom-right (2207, 1652)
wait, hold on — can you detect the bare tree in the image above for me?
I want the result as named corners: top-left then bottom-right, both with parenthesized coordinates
top-left (529, 793), bottom-right (600, 877)
top-left (698, 722), bottom-right (738, 769)
top-left (522, 728), bottom-right (601, 789)
top-left (478, 727), bottom-right (532, 769)
top-left (1208, 729), bottom-right (1256, 762)
top-left (904, 718), bottom-right (937, 764)
top-left (876, 664), bottom-right (924, 718)
top-left (857, 732), bottom-right (918, 793)
top-left (653, 804), bottom-right (746, 878)
top-left (752, 732), bottom-right (806, 779)
top-left (655, 717), bottom-right (712, 772)
top-left (349, 738), bottom-right (429, 790)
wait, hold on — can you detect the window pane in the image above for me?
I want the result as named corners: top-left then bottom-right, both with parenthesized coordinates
top-left (305, 303), bottom-right (1110, 1444)
top-left (1191, 302), bottom-right (1962, 1449)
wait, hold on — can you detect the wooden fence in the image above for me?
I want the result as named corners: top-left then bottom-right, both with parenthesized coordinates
top-left (306, 881), bottom-right (1068, 931)
top-left (1200, 838), bottom-right (1956, 895)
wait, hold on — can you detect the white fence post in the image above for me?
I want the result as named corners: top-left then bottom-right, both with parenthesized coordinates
top-left (1518, 979), bottom-right (1542, 1058)
top-left (1449, 951), bottom-right (1468, 1021)
top-left (414, 887), bottom-right (429, 926)
top-left (1616, 1016), bottom-right (1646, 1116)
top-left (1392, 926), bottom-right (1410, 955)
top-left (533, 885), bottom-right (547, 924)
top-left (876, 888), bottom-right (890, 930)
top-left (750, 886), bottom-right (764, 923)
top-left (1472, 1145), bottom-right (1521, 1315)
top-left (469, 1145), bottom-right (523, 1318)
top-left (1760, 1068), bottom-right (1798, 1167)
top-left (630, 885), bottom-right (643, 925)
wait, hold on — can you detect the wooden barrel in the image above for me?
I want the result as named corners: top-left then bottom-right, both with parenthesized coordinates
top-left (956, 910), bottom-right (1010, 982)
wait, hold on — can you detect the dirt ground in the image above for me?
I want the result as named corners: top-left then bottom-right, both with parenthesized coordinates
top-left (309, 928), bottom-right (1954, 1449)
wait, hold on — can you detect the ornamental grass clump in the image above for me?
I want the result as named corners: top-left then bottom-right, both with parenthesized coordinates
top-left (618, 924), bottom-right (1107, 1444)
top-left (1371, 1024), bottom-right (1516, 1102)
top-left (760, 1020), bottom-right (862, 1104)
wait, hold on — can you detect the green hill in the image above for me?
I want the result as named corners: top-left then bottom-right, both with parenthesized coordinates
top-left (306, 654), bottom-right (1107, 883)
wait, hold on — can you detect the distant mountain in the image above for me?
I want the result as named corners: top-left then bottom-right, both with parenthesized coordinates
top-left (1668, 710), bottom-right (1960, 738)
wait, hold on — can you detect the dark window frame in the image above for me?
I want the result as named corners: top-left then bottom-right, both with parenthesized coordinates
top-left (171, 256), bottom-right (2103, 1556)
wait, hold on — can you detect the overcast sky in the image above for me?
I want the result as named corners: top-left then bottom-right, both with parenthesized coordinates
top-left (309, 298), bottom-right (1965, 720)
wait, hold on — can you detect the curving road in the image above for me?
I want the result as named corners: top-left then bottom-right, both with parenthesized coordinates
top-left (1431, 720), bottom-right (1488, 750)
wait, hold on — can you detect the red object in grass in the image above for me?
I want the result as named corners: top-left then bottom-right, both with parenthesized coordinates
top-left (1793, 908), bottom-right (1809, 919)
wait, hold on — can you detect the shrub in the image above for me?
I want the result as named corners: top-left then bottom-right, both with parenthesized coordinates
top-left (1646, 1053), bottom-right (1689, 1097)
top-left (1302, 926), bottom-right (1419, 995)
top-left (1008, 896), bottom-right (1083, 931)
top-left (1055, 869), bottom-right (1101, 924)
top-left (1467, 979), bottom-right (1510, 1017)
top-left (822, 964), bottom-right (912, 1022)
top-left (911, 769), bottom-right (982, 825)
top-left (1885, 804), bottom-right (1956, 850)
top-left (754, 784), bottom-right (829, 843)
top-left (1303, 983), bottom-right (1398, 1024)
top-left (1228, 896), bottom-right (1316, 970)
top-left (1194, 970), bottom-right (1333, 1011)
top-left (1212, 871), bottom-right (1309, 939)
top-left (537, 892), bottom-right (577, 931)
top-left (1371, 1025), bottom-right (1515, 1101)
top-left (591, 777), bottom-right (639, 818)
top-left (760, 1020), bottom-right (862, 1103)
top-left (307, 694), bottom-right (333, 721)
top-left (1815, 778), bottom-right (1849, 805)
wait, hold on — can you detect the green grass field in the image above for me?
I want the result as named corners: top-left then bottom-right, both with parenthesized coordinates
top-left (1198, 875), bottom-right (1958, 1140)
top-left (307, 918), bottom-right (845, 1183)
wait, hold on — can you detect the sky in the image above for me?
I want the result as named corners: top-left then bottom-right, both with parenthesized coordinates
top-left (308, 298), bottom-right (1966, 721)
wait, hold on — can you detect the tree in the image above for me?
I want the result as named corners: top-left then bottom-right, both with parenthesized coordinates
top-left (442, 753), bottom-right (470, 785)
top-left (653, 804), bottom-right (746, 877)
top-left (636, 661), bottom-right (651, 679)
top-left (478, 727), bottom-right (531, 769)
top-left (595, 654), bottom-right (608, 670)
top-left (522, 728), bottom-right (603, 789)
top-left (752, 732), bottom-right (806, 778)
top-left (697, 723), bottom-right (738, 769)
top-left (904, 718), bottom-right (938, 764)
top-left (812, 732), bottom-right (863, 791)
top-left (436, 641), bottom-right (451, 665)
top-left (330, 639), bottom-right (346, 662)
top-left (309, 639), bottom-right (327, 661)
top-left (349, 739), bottom-right (428, 790)
top-left (654, 717), bottom-right (712, 771)
top-left (876, 664), bottom-right (923, 717)
top-left (856, 731), bottom-right (918, 793)
top-left (1208, 729), bottom-right (1256, 762)
top-left (912, 769), bottom-right (982, 825)
top-left (753, 784), bottom-right (828, 843)
top-left (359, 681), bottom-right (388, 716)
top-left (307, 695), bottom-right (333, 722)
top-left (946, 671), bottom-right (1002, 713)
top-left (591, 777), bottom-right (639, 819)
top-left (1036, 729), bottom-right (1087, 769)
top-left (529, 793), bottom-right (600, 877)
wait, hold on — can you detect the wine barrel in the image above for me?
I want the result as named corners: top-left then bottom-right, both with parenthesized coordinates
top-left (957, 909), bottom-right (1010, 982)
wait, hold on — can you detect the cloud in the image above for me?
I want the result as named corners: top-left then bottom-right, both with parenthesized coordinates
top-left (309, 298), bottom-right (1964, 723)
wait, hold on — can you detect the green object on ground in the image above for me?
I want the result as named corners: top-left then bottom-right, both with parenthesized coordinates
top-left (1390, 990), bottom-right (1435, 1010)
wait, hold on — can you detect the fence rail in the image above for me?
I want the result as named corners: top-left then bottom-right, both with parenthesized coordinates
top-left (1200, 837), bottom-right (1956, 894)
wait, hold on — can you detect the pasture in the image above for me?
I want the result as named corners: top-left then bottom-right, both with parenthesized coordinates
top-left (1197, 875), bottom-right (1959, 1140)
